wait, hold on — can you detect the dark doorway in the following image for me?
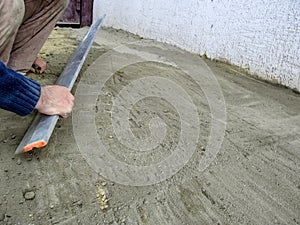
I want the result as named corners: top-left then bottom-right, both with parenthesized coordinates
top-left (58, 0), bottom-right (94, 27)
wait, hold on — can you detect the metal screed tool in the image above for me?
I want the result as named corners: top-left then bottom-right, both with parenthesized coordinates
top-left (15, 15), bottom-right (105, 154)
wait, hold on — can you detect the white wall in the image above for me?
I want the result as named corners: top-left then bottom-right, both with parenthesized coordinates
top-left (94, 0), bottom-right (300, 91)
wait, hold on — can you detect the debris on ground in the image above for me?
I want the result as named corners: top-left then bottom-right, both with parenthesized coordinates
top-left (96, 186), bottom-right (109, 210)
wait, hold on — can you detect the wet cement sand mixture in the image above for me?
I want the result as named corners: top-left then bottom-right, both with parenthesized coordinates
top-left (0, 27), bottom-right (299, 225)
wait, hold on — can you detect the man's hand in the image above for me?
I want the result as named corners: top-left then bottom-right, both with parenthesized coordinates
top-left (35, 85), bottom-right (74, 118)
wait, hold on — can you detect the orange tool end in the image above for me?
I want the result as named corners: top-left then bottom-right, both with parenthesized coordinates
top-left (23, 140), bottom-right (47, 153)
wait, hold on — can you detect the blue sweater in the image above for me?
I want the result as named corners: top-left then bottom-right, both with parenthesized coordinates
top-left (0, 61), bottom-right (41, 116)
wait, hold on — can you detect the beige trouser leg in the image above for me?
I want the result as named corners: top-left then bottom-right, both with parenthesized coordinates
top-left (0, 0), bottom-right (25, 66)
top-left (0, 0), bottom-right (69, 72)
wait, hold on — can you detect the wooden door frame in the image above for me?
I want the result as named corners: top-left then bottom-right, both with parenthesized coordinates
top-left (80, 0), bottom-right (94, 27)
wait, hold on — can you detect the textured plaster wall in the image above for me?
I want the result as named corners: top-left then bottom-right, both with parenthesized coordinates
top-left (94, 0), bottom-right (300, 91)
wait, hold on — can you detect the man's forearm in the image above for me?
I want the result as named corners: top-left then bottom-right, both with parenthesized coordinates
top-left (0, 61), bottom-right (41, 116)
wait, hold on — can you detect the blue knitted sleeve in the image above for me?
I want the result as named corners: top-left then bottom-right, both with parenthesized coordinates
top-left (0, 61), bottom-right (41, 116)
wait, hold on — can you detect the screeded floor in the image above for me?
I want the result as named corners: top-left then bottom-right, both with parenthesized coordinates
top-left (0, 27), bottom-right (299, 225)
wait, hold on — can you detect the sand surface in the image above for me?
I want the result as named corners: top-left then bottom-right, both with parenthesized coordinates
top-left (0, 27), bottom-right (299, 225)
